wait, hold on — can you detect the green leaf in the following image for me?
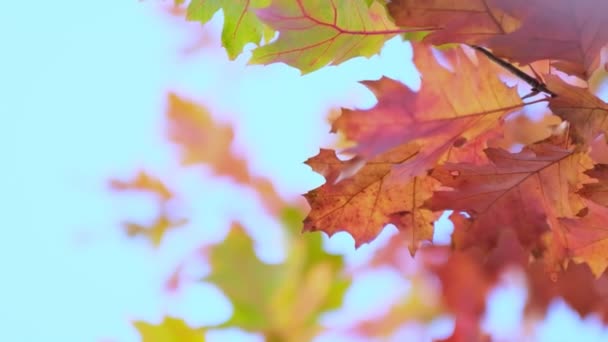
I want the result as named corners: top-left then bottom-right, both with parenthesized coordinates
top-left (204, 207), bottom-right (350, 339)
top-left (187, 0), bottom-right (273, 59)
top-left (134, 317), bottom-right (205, 342)
top-left (251, 0), bottom-right (404, 73)
top-left (206, 224), bottom-right (282, 329)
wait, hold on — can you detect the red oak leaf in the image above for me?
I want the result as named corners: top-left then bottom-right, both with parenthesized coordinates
top-left (333, 44), bottom-right (523, 180)
top-left (428, 144), bottom-right (594, 264)
top-left (387, 0), bottom-right (520, 45)
top-left (388, 0), bottom-right (608, 79)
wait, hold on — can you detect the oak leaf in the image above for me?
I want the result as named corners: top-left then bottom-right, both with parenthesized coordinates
top-left (387, 0), bottom-right (520, 45)
top-left (560, 200), bottom-right (608, 277)
top-left (251, 0), bottom-right (409, 73)
top-left (166, 93), bottom-right (249, 181)
top-left (333, 44), bottom-right (523, 178)
top-left (492, 112), bottom-right (562, 149)
top-left (166, 93), bottom-right (286, 213)
top-left (303, 145), bottom-right (438, 248)
top-left (486, 0), bottom-right (608, 79)
top-left (526, 261), bottom-right (608, 322)
top-left (547, 75), bottom-right (608, 144)
top-left (388, 0), bottom-right (608, 79)
top-left (580, 165), bottom-right (608, 207)
top-left (428, 144), bottom-right (593, 259)
top-left (187, 0), bottom-right (274, 59)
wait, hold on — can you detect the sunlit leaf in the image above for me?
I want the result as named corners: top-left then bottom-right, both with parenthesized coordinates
top-left (134, 316), bottom-right (205, 342)
top-left (251, 0), bottom-right (411, 73)
top-left (187, 0), bottom-right (273, 59)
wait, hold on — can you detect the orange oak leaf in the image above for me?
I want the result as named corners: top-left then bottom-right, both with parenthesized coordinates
top-left (388, 0), bottom-right (608, 79)
top-left (580, 165), bottom-right (608, 207)
top-left (560, 199), bottom-right (608, 277)
top-left (443, 123), bottom-right (507, 166)
top-left (166, 93), bottom-right (249, 182)
top-left (251, 0), bottom-right (421, 73)
top-left (303, 145), bottom-right (438, 248)
top-left (428, 144), bottom-right (593, 257)
top-left (166, 93), bottom-right (286, 214)
top-left (547, 75), bottom-right (608, 144)
top-left (333, 44), bottom-right (524, 180)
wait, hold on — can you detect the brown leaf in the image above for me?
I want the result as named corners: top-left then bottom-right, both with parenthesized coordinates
top-left (547, 75), bottom-right (608, 144)
top-left (303, 145), bottom-right (438, 247)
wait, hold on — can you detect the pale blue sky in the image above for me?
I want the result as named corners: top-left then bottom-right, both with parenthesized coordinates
top-left (2, 2), bottom-right (608, 341)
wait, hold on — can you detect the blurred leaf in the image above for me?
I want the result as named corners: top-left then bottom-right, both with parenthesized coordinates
top-left (123, 216), bottom-right (188, 247)
top-left (134, 316), bottom-right (205, 342)
top-left (166, 93), bottom-right (247, 176)
top-left (352, 275), bottom-right (442, 337)
top-left (110, 170), bottom-right (186, 247)
top-left (166, 93), bottom-right (287, 214)
top-left (204, 207), bottom-right (350, 340)
top-left (109, 170), bottom-right (173, 201)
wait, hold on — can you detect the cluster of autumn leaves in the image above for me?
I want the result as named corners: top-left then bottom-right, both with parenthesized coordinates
top-left (113, 95), bottom-right (445, 341)
top-left (116, 0), bottom-right (608, 341)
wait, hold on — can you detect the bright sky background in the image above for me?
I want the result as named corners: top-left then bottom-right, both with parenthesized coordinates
top-left (3, 1), bottom-right (608, 342)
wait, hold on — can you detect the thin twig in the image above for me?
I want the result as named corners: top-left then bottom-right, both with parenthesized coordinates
top-left (470, 45), bottom-right (556, 98)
